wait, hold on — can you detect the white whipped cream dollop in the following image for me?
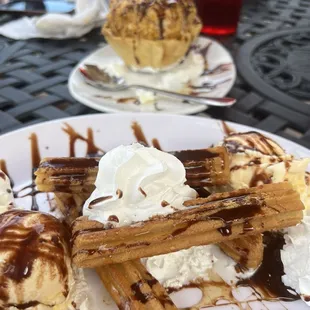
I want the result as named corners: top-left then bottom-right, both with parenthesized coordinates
top-left (83, 143), bottom-right (197, 227)
top-left (0, 170), bottom-right (14, 213)
top-left (143, 245), bottom-right (216, 288)
top-left (281, 216), bottom-right (310, 306)
top-left (143, 245), bottom-right (256, 289)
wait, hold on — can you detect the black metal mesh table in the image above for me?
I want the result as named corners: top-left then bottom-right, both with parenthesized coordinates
top-left (0, 0), bottom-right (310, 148)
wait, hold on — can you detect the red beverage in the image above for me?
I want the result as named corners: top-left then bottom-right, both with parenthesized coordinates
top-left (194, 0), bottom-right (243, 35)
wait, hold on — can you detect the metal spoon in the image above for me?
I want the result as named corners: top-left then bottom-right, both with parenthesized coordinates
top-left (80, 65), bottom-right (236, 107)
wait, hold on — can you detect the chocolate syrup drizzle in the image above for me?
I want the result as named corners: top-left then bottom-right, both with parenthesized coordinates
top-left (224, 131), bottom-right (285, 156)
top-left (131, 280), bottom-right (153, 304)
top-left (0, 172), bottom-right (5, 181)
top-left (186, 43), bottom-right (233, 98)
top-left (131, 121), bottom-right (162, 150)
top-left (221, 121), bottom-right (235, 136)
top-left (1, 124), bottom-right (105, 212)
top-left (62, 123), bottom-right (104, 157)
top-left (249, 169), bottom-right (272, 188)
top-left (0, 210), bottom-right (71, 309)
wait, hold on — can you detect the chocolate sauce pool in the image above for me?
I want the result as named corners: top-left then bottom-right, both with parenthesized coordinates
top-left (238, 232), bottom-right (299, 301)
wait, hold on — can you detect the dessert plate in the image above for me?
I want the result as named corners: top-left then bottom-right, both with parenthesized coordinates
top-left (68, 36), bottom-right (236, 114)
top-left (0, 113), bottom-right (309, 309)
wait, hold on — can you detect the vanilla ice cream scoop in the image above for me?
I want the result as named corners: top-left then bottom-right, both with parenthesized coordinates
top-left (222, 131), bottom-right (292, 168)
top-left (0, 170), bottom-right (14, 213)
top-left (218, 132), bottom-right (310, 210)
top-left (0, 210), bottom-right (75, 309)
top-left (83, 143), bottom-right (197, 227)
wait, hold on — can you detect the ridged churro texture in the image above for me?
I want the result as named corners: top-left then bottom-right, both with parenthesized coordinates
top-left (218, 234), bottom-right (263, 269)
top-left (35, 147), bottom-right (229, 193)
top-left (72, 183), bottom-right (304, 267)
top-left (97, 260), bottom-right (177, 310)
top-left (35, 157), bottom-right (99, 193)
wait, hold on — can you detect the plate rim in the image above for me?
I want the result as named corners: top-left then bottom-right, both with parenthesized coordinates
top-left (68, 36), bottom-right (237, 114)
top-left (1, 113), bottom-right (309, 310)
top-left (1, 113), bottom-right (309, 155)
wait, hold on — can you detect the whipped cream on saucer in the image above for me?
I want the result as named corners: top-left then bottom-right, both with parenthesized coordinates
top-left (0, 169), bottom-right (14, 213)
top-left (104, 50), bottom-right (205, 105)
top-left (281, 216), bottom-right (310, 306)
top-left (143, 244), bottom-right (256, 289)
top-left (83, 143), bottom-right (197, 227)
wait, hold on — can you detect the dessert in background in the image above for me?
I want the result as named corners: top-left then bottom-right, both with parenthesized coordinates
top-left (102, 0), bottom-right (202, 70)
top-left (0, 210), bottom-right (90, 310)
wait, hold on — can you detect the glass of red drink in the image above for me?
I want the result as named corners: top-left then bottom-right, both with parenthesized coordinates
top-left (194, 0), bottom-right (243, 35)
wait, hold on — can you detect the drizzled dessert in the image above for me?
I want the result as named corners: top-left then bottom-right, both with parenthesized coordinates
top-left (0, 210), bottom-right (90, 310)
top-left (220, 132), bottom-right (310, 203)
top-left (79, 0), bottom-right (211, 108)
top-left (102, 0), bottom-right (202, 70)
top-left (0, 170), bottom-right (90, 310)
top-left (34, 128), bottom-right (310, 309)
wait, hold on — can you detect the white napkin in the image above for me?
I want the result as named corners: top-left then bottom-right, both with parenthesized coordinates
top-left (0, 0), bottom-right (109, 40)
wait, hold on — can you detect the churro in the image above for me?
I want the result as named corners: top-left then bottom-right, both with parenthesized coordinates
top-left (72, 182), bottom-right (304, 267)
top-left (219, 234), bottom-right (263, 269)
top-left (97, 260), bottom-right (177, 310)
top-left (35, 146), bottom-right (229, 193)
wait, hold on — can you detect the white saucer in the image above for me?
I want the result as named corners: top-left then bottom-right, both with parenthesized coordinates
top-left (68, 36), bottom-right (236, 114)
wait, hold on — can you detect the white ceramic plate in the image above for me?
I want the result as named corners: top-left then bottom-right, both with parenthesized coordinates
top-left (68, 36), bottom-right (236, 114)
top-left (0, 114), bottom-right (309, 310)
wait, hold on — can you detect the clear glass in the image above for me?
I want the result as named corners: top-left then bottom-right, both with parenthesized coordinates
top-left (194, 0), bottom-right (243, 35)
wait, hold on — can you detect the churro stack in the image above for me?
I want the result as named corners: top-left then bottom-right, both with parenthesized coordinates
top-left (35, 142), bottom-right (305, 310)
top-left (35, 146), bottom-right (229, 224)
top-left (71, 182), bottom-right (303, 267)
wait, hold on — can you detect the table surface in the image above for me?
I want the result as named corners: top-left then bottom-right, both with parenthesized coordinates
top-left (0, 0), bottom-right (310, 148)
